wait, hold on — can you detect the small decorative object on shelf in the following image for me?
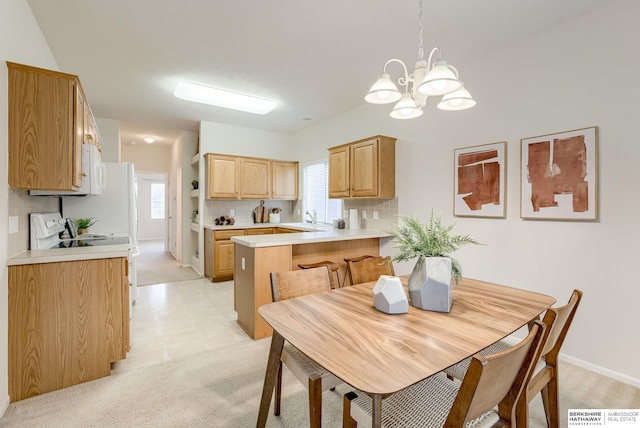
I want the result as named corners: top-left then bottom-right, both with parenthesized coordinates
top-left (191, 209), bottom-right (198, 223)
top-left (388, 210), bottom-right (480, 312)
top-left (372, 275), bottom-right (408, 314)
top-left (191, 179), bottom-right (199, 190)
top-left (214, 215), bottom-right (235, 225)
top-left (73, 217), bottom-right (97, 235)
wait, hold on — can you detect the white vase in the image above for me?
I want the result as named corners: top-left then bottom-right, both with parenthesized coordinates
top-left (408, 256), bottom-right (453, 312)
top-left (372, 275), bottom-right (408, 314)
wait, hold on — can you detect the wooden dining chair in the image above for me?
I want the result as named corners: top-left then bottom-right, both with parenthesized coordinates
top-left (269, 266), bottom-right (343, 428)
top-left (445, 289), bottom-right (583, 428)
top-left (343, 320), bottom-right (547, 428)
top-left (345, 255), bottom-right (395, 285)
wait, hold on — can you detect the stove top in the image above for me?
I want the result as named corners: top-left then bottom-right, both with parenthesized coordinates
top-left (52, 236), bottom-right (131, 249)
top-left (31, 212), bottom-right (131, 250)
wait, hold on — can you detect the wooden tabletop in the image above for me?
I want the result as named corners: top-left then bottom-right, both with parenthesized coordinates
top-left (258, 277), bottom-right (555, 396)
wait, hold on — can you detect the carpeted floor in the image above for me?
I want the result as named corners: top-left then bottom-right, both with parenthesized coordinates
top-left (136, 239), bottom-right (200, 286)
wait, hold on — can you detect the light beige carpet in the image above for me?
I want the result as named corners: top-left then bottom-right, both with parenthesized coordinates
top-left (1, 338), bottom-right (639, 427)
top-left (137, 240), bottom-right (200, 286)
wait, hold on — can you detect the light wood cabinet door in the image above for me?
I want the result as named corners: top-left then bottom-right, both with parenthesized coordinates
top-left (271, 161), bottom-right (298, 200)
top-left (328, 135), bottom-right (396, 198)
top-left (206, 154), bottom-right (239, 199)
top-left (214, 240), bottom-right (236, 277)
top-left (240, 157), bottom-right (270, 199)
top-left (350, 138), bottom-right (379, 197)
top-left (328, 145), bottom-right (350, 198)
top-left (8, 62), bottom-right (83, 190)
top-left (245, 228), bottom-right (274, 235)
top-left (8, 257), bottom-right (128, 402)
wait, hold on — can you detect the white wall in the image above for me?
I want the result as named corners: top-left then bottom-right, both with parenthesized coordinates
top-left (94, 117), bottom-right (121, 162)
top-left (1, 0), bottom-right (61, 415)
top-left (293, 0), bottom-right (640, 385)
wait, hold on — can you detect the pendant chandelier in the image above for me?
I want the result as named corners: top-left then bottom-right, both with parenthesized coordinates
top-left (364, 0), bottom-right (476, 119)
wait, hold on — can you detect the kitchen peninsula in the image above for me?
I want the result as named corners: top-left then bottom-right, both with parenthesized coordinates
top-left (231, 223), bottom-right (392, 339)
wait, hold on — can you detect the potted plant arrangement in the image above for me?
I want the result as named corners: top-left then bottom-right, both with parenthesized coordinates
top-left (73, 217), bottom-right (97, 235)
top-left (191, 179), bottom-right (199, 190)
top-left (388, 210), bottom-right (480, 312)
top-left (191, 209), bottom-right (199, 224)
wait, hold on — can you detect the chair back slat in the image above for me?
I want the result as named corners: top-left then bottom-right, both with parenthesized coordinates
top-left (540, 289), bottom-right (583, 359)
top-left (445, 320), bottom-right (547, 426)
top-left (347, 256), bottom-right (395, 285)
top-left (270, 266), bottom-right (332, 302)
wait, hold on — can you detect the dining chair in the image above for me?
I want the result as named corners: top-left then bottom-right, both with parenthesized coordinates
top-left (345, 255), bottom-right (395, 285)
top-left (343, 320), bottom-right (547, 428)
top-left (445, 289), bottom-right (583, 428)
top-left (298, 260), bottom-right (342, 288)
top-left (269, 266), bottom-right (343, 428)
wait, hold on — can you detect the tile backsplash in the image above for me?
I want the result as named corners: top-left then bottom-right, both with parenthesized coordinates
top-left (8, 189), bottom-right (59, 257)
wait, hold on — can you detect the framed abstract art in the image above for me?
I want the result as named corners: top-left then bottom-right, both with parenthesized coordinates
top-left (454, 141), bottom-right (507, 218)
top-left (520, 126), bottom-right (598, 220)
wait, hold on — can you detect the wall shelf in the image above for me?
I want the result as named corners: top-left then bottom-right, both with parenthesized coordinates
top-left (190, 189), bottom-right (199, 198)
top-left (191, 153), bottom-right (200, 165)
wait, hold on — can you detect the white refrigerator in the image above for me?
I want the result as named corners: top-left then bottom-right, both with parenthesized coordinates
top-left (62, 162), bottom-right (140, 313)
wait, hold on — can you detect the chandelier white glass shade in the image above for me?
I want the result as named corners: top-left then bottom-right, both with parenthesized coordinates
top-left (364, 0), bottom-right (475, 119)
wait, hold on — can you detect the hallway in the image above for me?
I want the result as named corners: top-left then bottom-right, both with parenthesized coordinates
top-left (136, 239), bottom-right (200, 286)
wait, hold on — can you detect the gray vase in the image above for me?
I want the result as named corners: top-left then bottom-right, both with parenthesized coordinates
top-left (408, 256), bottom-right (452, 312)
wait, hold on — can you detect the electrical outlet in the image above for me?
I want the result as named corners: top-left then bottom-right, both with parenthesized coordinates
top-left (362, 210), bottom-right (367, 219)
top-left (230, 209), bottom-right (235, 216)
top-left (373, 210), bottom-right (379, 220)
top-left (297, 208), bottom-right (301, 215)
top-left (241, 257), bottom-right (246, 270)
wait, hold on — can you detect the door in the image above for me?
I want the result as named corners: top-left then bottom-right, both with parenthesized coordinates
top-left (328, 146), bottom-right (350, 197)
top-left (168, 168), bottom-right (179, 260)
top-left (349, 138), bottom-right (379, 197)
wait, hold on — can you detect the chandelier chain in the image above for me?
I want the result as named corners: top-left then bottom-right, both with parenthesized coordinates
top-left (417, 0), bottom-right (424, 61)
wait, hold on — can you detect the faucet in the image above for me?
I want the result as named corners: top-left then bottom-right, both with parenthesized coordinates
top-left (305, 210), bottom-right (317, 224)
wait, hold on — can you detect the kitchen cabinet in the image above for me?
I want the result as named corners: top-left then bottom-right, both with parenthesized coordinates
top-left (7, 62), bottom-right (101, 191)
top-left (206, 153), bottom-right (298, 200)
top-left (271, 161), bottom-right (299, 200)
top-left (328, 135), bottom-right (396, 199)
top-left (212, 229), bottom-right (245, 282)
top-left (245, 228), bottom-right (275, 235)
top-left (240, 157), bottom-right (270, 199)
top-left (206, 154), bottom-right (239, 199)
top-left (8, 257), bottom-right (129, 402)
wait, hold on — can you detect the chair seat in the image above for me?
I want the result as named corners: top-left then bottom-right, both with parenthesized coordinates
top-left (445, 339), bottom-right (512, 380)
top-left (282, 343), bottom-right (343, 391)
top-left (349, 373), bottom-right (500, 428)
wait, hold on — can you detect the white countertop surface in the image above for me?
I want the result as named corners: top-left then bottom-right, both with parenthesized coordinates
top-left (225, 223), bottom-right (392, 248)
top-left (8, 243), bottom-right (131, 266)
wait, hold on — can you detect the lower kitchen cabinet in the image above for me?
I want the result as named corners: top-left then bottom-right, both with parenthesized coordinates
top-left (8, 257), bottom-right (129, 402)
top-left (211, 229), bottom-right (245, 282)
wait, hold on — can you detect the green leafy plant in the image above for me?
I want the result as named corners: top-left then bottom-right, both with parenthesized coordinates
top-left (73, 217), bottom-right (97, 229)
top-left (388, 210), bottom-right (481, 282)
top-left (191, 209), bottom-right (198, 222)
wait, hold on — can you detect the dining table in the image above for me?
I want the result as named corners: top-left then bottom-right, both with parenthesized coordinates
top-left (256, 276), bottom-right (556, 428)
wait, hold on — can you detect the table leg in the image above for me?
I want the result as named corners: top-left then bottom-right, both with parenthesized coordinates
top-left (372, 394), bottom-right (382, 428)
top-left (256, 331), bottom-right (285, 428)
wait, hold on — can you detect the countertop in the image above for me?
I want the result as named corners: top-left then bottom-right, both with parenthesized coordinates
top-left (223, 222), bottom-right (392, 248)
top-left (8, 243), bottom-right (131, 266)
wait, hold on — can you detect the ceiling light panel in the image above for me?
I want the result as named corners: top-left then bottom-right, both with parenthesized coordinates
top-left (174, 81), bottom-right (277, 115)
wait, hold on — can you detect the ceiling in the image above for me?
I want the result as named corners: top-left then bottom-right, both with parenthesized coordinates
top-left (27, 0), bottom-right (616, 147)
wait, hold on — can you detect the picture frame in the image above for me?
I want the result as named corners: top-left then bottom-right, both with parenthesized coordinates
top-left (454, 141), bottom-right (507, 218)
top-left (520, 126), bottom-right (598, 221)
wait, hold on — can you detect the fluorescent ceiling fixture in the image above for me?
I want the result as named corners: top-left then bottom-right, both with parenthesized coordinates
top-left (174, 81), bottom-right (277, 115)
top-left (144, 137), bottom-right (154, 143)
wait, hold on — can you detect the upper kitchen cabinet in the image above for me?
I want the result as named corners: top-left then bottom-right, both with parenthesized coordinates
top-left (206, 153), bottom-right (298, 200)
top-left (271, 160), bottom-right (299, 200)
top-left (206, 154), bottom-right (239, 198)
top-left (328, 135), bottom-right (396, 198)
top-left (7, 62), bottom-right (101, 191)
top-left (239, 157), bottom-right (270, 199)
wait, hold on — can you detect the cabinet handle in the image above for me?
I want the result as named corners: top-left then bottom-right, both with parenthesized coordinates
top-left (82, 173), bottom-right (87, 177)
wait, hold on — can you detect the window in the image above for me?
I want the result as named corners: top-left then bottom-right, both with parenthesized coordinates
top-left (151, 182), bottom-right (165, 219)
top-left (303, 161), bottom-right (342, 224)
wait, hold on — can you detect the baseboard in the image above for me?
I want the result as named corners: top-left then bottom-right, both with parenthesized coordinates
top-left (0, 394), bottom-right (9, 419)
top-left (501, 335), bottom-right (640, 388)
